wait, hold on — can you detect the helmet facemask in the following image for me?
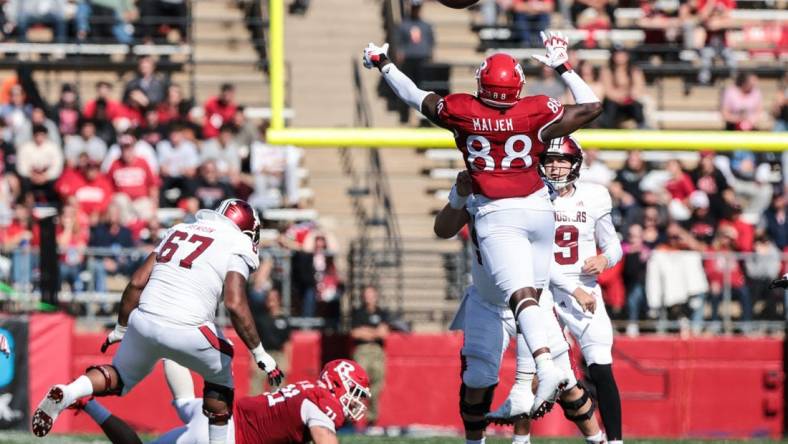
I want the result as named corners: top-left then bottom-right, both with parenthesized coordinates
top-left (243, 210), bottom-right (261, 245)
top-left (540, 155), bottom-right (580, 190)
top-left (338, 378), bottom-right (370, 421)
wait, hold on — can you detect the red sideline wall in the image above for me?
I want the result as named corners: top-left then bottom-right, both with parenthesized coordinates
top-left (29, 314), bottom-right (783, 438)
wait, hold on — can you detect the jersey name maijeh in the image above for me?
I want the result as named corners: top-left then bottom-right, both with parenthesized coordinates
top-left (438, 93), bottom-right (564, 200)
top-left (139, 210), bottom-right (260, 327)
top-left (234, 380), bottom-right (345, 444)
top-left (551, 182), bottom-right (612, 288)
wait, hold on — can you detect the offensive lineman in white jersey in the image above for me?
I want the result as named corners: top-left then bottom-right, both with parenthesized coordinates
top-left (32, 199), bottom-right (285, 444)
top-left (491, 136), bottom-right (624, 443)
top-left (436, 171), bottom-right (605, 444)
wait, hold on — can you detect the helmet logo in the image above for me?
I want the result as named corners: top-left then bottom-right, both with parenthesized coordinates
top-left (334, 361), bottom-right (355, 379)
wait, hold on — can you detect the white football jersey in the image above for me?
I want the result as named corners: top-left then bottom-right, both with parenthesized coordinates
top-left (551, 182), bottom-right (612, 288)
top-left (138, 210), bottom-right (260, 326)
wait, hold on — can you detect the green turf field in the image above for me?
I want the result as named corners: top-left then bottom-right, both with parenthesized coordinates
top-left (1, 433), bottom-right (786, 444)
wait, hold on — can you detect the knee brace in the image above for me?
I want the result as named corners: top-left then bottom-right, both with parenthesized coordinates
top-left (202, 382), bottom-right (234, 423)
top-left (459, 383), bottom-right (496, 431)
top-left (86, 365), bottom-right (123, 396)
top-left (558, 382), bottom-right (596, 422)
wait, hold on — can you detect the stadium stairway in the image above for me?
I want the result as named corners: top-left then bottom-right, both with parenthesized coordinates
top-left (280, 1), bottom-right (463, 328)
top-left (191, 0), bottom-right (268, 107)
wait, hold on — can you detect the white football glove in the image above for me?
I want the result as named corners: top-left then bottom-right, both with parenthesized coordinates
top-left (362, 42), bottom-right (390, 70)
top-left (252, 345), bottom-right (285, 386)
top-left (531, 31), bottom-right (569, 69)
top-left (101, 324), bottom-right (127, 353)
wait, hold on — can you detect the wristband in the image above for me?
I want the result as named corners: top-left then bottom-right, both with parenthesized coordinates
top-left (448, 184), bottom-right (469, 209)
top-left (602, 252), bottom-right (614, 269)
top-left (554, 62), bottom-right (573, 75)
top-left (251, 343), bottom-right (268, 362)
top-left (375, 54), bottom-right (390, 71)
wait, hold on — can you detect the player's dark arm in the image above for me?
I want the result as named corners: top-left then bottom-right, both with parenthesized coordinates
top-left (434, 171), bottom-right (473, 239)
top-left (541, 102), bottom-right (602, 141)
top-left (434, 203), bottom-right (470, 239)
top-left (374, 57), bottom-right (449, 129)
top-left (97, 415), bottom-right (144, 444)
top-left (79, 399), bottom-right (144, 444)
top-left (310, 426), bottom-right (339, 444)
top-left (118, 252), bottom-right (156, 326)
top-left (223, 271), bottom-right (262, 350)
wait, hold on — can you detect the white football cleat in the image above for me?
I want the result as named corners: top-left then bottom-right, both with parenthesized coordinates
top-left (32, 385), bottom-right (72, 437)
top-left (531, 365), bottom-right (569, 419)
top-left (486, 380), bottom-right (535, 425)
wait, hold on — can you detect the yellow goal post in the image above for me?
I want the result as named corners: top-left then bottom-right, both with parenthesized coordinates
top-left (265, 0), bottom-right (787, 152)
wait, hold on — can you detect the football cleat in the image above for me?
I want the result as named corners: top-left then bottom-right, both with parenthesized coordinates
top-left (486, 380), bottom-right (535, 425)
top-left (32, 385), bottom-right (72, 437)
top-left (531, 365), bottom-right (569, 419)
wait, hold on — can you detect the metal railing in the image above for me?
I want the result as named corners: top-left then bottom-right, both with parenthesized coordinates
top-left (0, 242), bottom-right (783, 335)
top-left (0, 245), bottom-right (294, 327)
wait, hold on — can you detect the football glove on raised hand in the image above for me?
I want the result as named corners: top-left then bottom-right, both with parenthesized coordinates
top-left (100, 324), bottom-right (127, 353)
top-left (531, 31), bottom-right (569, 69)
top-left (362, 42), bottom-right (390, 70)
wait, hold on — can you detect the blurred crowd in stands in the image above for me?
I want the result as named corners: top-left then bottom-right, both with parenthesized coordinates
top-left (0, 56), bottom-right (344, 327)
top-left (575, 148), bottom-right (786, 335)
top-left (0, 0), bottom-right (191, 44)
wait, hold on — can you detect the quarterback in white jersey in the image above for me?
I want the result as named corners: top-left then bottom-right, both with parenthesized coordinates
top-left (436, 171), bottom-right (604, 444)
top-left (33, 199), bottom-right (285, 444)
top-left (523, 136), bottom-right (625, 444)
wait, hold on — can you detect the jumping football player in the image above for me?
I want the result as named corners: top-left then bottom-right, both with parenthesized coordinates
top-left (70, 358), bottom-right (369, 444)
top-left (491, 137), bottom-right (624, 443)
top-left (437, 171), bottom-right (604, 444)
top-left (364, 30), bottom-right (601, 417)
top-left (33, 199), bottom-right (284, 444)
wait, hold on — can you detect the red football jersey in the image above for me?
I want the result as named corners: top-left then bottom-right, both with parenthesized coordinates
top-left (234, 380), bottom-right (345, 444)
top-left (438, 93), bottom-right (564, 199)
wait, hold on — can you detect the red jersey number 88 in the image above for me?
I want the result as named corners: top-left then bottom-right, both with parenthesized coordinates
top-left (466, 133), bottom-right (534, 171)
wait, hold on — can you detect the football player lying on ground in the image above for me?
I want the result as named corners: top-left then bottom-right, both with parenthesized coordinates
top-left (436, 171), bottom-right (605, 444)
top-left (365, 30), bottom-right (601, 418)
top-left (69, 359), bottom-right (371, 444)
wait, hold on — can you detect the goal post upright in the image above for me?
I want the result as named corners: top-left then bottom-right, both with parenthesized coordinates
top-left (268, 0), bottom-right (286, 131)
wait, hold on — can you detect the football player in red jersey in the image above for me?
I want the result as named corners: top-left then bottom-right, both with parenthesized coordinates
top-left (363, 31), bottom-right (602, 419)
top-left (70, 359), bottom-right (370, 444)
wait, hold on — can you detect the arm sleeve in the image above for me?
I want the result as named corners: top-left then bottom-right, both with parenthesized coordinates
top-left (595, 213), bottom-right (623, 268)
top-left (300, 399), bottom-right (336, 432)
top-left (559, 70), bottom-right (600, 104)
top-left (380, 63), bottom-right (432, 113)
top-left (549, 266), bottom-right (576, 295)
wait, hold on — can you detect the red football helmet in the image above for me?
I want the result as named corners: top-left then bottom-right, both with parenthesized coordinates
top-left (539, 136), bottom-right (583, 190)
top-left (215, 198), bottom-right (261, 244)
top-left (320, 359), bottom-right (371, 421)
top-left (476, 53), bottom-right (525, 107)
